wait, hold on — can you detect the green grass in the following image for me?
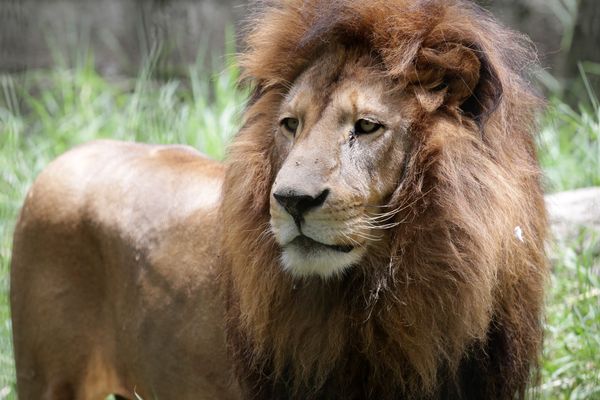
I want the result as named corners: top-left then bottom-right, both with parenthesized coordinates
top-left (1, 60), bottom-right (599, 399)
top-left (541, 230), bottom-right (600, 399)
top-left (538, 97), bottom-right (600, 192)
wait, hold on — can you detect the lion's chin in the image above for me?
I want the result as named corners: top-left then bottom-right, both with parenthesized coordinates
top-left (280, 236), bottom-right (364, 279)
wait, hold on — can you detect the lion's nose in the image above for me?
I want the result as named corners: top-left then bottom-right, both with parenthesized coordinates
top-left (273, 188), bottom-right (329, 221)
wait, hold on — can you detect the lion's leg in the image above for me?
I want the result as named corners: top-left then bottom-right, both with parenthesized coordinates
top-left (17, 377), bottom-right (124, 400)
top-left (11, 203), bottom-right (126, 400)
top-left (12, 279), bottom-right (127, 400)
top-left (13, 364), bottom-right (66, 400)
top-left (15, 372), bottom-right (80, 400)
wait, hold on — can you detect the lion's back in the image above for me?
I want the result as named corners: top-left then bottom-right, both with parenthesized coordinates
top-left (10, 140), bottom-right (237, 399)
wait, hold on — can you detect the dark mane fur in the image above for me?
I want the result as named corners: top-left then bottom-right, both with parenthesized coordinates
top-left (220, 1), bottom-right (548, 399)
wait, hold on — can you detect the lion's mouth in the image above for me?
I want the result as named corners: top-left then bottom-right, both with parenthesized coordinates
top-left (289, 235), bottom-right (354, 253)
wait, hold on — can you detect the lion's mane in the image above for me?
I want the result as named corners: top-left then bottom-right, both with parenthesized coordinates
top-left (220, 1), bottom-right (548, 399)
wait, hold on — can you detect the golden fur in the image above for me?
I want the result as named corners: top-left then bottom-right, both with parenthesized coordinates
top-left (221, 0), bottom-right (548, 399)
top-left (11, 142), bottom-right (241, 399)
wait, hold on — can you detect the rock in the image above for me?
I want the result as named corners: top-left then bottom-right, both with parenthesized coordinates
top-left (546, 187), bottom-right (600, 242)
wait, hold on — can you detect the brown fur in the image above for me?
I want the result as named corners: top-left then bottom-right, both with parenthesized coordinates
top-left (11, 141), bottom-right (241, 399)
top-left (221, 1), bottom-right (548, 399)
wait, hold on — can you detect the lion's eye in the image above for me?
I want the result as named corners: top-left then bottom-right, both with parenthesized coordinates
top-left (354, 119), bottom-right (382, 135)
top-left (281, 117), bottom-right (299, 135)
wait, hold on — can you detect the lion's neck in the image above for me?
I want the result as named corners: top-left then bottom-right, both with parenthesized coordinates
top-left (221, 201), bottom-right (493, 398)
top-left (225, 246), bottom-right (459, 397)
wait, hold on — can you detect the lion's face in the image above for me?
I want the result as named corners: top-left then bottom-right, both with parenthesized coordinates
top-left (269, 52), bottom-right (417, 278)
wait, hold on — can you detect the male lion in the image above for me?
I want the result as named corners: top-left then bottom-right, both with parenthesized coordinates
top-left (11, 0), bottom-right (548, 399)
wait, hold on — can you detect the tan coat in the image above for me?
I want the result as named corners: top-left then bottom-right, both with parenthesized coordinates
top-left (11, 140), bottom-right (239, 399)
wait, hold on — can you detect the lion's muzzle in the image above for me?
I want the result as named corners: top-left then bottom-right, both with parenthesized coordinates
top-left (273, 188), bottom-right (329, 225)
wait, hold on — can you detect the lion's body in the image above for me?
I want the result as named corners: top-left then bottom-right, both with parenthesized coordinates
top-left (11, 141), bottom-right (239, 399)
top-left (12, 1), bottom-right (548, 399)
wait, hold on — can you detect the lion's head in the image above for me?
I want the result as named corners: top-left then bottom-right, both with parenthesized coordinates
top-left (221, 0), bottom-right (548, 398)
top-left (269, 49), bottom-right (418, 277)
top-left (267, 38), bottom-right (501, 278)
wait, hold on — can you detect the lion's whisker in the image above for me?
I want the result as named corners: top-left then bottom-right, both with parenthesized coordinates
top-left (366, 188), bottom-right (434, 224)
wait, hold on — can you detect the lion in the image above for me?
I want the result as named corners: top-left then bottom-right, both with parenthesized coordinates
top-left (11, 0), bottom-right (548, 399)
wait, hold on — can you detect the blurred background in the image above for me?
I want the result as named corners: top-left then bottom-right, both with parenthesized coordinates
top-left (0, 0), bottom-right (599, 95)
top-left (0, 1), bottom-right (599, 399)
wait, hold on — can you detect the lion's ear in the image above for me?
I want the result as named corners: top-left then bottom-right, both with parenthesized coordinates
top-left (411, 42), bottom-right (503, 125)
